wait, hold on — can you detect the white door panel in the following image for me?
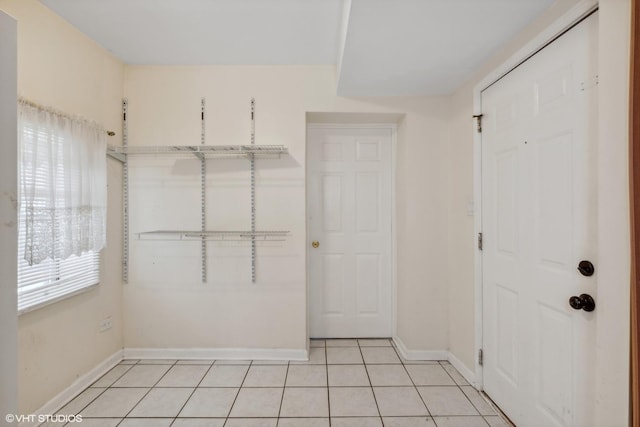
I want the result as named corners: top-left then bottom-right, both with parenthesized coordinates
top-left (308, 127), bottom-right (392, 338)
top-left (482, 14), bottom-right (597, 427)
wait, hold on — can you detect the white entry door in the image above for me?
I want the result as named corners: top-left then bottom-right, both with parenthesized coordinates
top-left (308, 126), bottom-right (392, 338)
top-left (482, 13), bottom-right (598, 427)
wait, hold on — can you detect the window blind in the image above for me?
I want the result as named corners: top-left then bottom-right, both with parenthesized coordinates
top-left (17, 114), bottom-right (101, 314)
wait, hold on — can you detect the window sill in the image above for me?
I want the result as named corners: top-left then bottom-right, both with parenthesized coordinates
top-left (17, 282), bottom-right (99, 316)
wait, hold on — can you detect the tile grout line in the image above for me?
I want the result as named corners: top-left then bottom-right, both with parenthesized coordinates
top-left (116, 359), bottom-right (179, 426)
top-left (437, 359), bottom-right (480, 421)
top-left (223, 360), bottom-right (254, 426)
top-left (437, 360), bottom-right (483, 419)
top-left (64, 361), bottom-right (138, 421)
top-left (275, 361), bottom-right (290, 424)
top-left (70, 367), bottom-right (138, 425)
top-left (460, 386), bottom-right (494, 419)
top-left (357, 341), bottom-right (384, 425)
top-left (394, 344), bottom-right (433, 422)
top-left (324, 341), bottom-right (332, 427)
top-left (437, 361), bottom-right (458, 383)
top-left (170, 359), bottom-right (217, 426)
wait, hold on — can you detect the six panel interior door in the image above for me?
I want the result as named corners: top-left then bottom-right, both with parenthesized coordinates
top-left (307, 126), bottom-right (393, 338)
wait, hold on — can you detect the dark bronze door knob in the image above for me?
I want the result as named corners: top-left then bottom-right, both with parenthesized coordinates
top-left (569, 293), bottom-right (595, 312)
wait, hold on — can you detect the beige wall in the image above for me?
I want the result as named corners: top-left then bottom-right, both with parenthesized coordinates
top-left (123, 65), bottom-right (450, 352)
top-left (447, 83), bottom-right (475, 369)
top-left (0, 10), bottom-right (18, 421)
top-left (447, 0), bottom-right (631, 422)
top-left (0, 0), bottom-right (125, 414)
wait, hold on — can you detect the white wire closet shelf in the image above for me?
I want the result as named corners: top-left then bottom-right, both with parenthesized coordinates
top-left (137, 230), bottom-right (290, 241)
top-left (107, 144), bottom-right (287, 160)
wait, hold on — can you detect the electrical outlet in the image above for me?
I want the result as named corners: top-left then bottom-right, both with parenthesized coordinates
top-left (99, 316), bottom-right (112, 332)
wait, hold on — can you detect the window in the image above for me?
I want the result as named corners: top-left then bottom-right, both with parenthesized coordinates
top-left (17, 100), bottom-right (106, 314)
top-left (17, 236), bottom-right (100, 314)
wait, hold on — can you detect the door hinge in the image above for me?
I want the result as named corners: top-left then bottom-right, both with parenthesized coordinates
top-left (473, 114), bottom-right (483, 133)
top-left (478, 348), bottom-right (484, 366)
top-left (478, 232), bottom-right (483, 251)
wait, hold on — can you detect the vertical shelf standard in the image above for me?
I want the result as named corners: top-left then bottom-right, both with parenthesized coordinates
top-left (250, 98), bottom-right (256, 282)
top-left (122, 99), bottom-right (129, 283)
top-left (200, 98), bottom-right (207, 282)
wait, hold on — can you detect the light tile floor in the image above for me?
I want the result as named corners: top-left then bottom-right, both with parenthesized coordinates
top-left (44, 339), bottom-right (512, 427)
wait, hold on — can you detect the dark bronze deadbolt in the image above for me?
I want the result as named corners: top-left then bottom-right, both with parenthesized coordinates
top-left (577, 260), bottom-right (595, 277)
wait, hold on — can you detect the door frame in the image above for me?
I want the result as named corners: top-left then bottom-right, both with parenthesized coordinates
top-left (0, 9), bottom-right (18, 419)
top-left (305, 123), bottom-right (398, 341)
top-left (473, 0), bottom-right (599, 388)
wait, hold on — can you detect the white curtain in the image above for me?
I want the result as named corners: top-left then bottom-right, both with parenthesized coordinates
top-left (19, 99), bottom-right (107, 265)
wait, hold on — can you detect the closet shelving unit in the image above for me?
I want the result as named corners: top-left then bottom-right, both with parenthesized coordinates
top-left (107, 98), bottom-right (290, 284)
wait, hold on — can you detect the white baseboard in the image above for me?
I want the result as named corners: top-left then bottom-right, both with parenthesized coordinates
top-left (23, 350), bottom-right (123, 427)
top-left (392, 336), bottom-right (449, 361)
top-left (392, 336), bottom-right (477, 387)
top-left (448, 351), bottom-right (476, 386)
top-left (123, 347), bottom-right (308, 361)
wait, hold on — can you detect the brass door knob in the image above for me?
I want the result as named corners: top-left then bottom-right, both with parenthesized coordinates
top-left (312, 241), bottom-right (320, 248)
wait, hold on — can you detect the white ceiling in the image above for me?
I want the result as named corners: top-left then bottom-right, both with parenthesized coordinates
top-left (338, 0), bottom-right (556, 96)
top-left (40, 0), bottom-right (556, 96)
top-left (40, 0), bottom-right (344, 65)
